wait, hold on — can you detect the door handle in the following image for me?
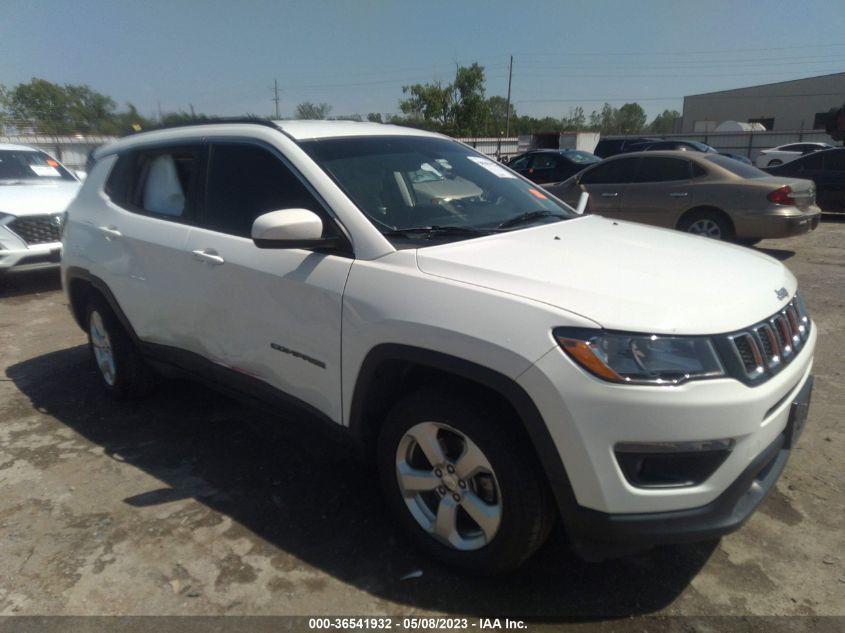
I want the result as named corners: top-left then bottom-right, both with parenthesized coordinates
top-left (601, 192), bottom-right (619, 197)
top-left (98, 225), bottom-right (122, 239)
top-left (669, 192), bottom-right (689, 198)
top-left (192, 249), bottom-right (225, 265)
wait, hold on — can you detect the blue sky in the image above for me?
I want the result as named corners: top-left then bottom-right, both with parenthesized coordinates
top-left (2, 0), bottom-right (844, 123)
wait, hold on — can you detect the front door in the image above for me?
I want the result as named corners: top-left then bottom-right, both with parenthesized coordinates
top-left (578, 156), bottom-right (639, 217)
top-left (183, 141), bottom-right (353, 423)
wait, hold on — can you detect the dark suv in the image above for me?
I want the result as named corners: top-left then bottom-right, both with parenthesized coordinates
top-left (593, 137), bottom-right (658, 158)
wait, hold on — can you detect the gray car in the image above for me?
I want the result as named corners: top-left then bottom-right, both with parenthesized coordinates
top-left (545, 151), bottom-right (821, 243)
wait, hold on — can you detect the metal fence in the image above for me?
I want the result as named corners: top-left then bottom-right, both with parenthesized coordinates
top-left (0, 134), bottom-right (116, 171)
top-left (620, 130), bottom-right (838, 161)
top-left (454, 137), bottom-right (522, 160)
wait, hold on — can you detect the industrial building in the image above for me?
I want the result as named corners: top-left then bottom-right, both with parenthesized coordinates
top-left (682, 71), bottom-right (845, 133)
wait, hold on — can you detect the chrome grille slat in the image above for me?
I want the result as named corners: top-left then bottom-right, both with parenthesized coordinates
top-left (727, 295), bottom-right (810, 382)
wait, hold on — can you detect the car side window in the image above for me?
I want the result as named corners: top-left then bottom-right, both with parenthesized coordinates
top-left (533, 154), bottom-right (557, 170)
top-left (580, 158), bottom-right (638, 184)
top-left (201, 142), bottom-right (324, 238)
top-left (823, 152), bottom-right (845, 171)
top-left (691, 162), bottom-right (708, 178)
top-left (126, 147), bottom-right (202, 219)
top-left (800, 153), bottom-right (824, 170)
top-left (509, 155), bottom-right (531, 169)
top-left (633, 157), bottom-right (690, 183)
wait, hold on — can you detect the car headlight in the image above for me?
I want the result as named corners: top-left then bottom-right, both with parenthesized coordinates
top-left (554, 327), bottom-right (725, 385)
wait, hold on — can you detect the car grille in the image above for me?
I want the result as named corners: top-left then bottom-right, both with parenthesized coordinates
top-left (727, 296), bottom-right (810, 382)
top-left (7, 215), bottom-right (63, 245)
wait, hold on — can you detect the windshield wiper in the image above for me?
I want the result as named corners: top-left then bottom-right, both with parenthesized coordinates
top-left (497, 210), bottom-right (568, 229)
top-left (382, 225), bottom-right (496, 239)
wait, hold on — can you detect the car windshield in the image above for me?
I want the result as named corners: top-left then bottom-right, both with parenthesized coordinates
top-left (0, 150), bottom-right (76, 183)
top-left (301, 135), bottom-right (576, 243)
top-left (565, 151), bottom-right (601, 164)
top-left (705, 154), bottom-right (769, 178)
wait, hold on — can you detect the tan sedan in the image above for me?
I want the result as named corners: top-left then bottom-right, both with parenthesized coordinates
top-left (545, 151), bottom-right (821, 243)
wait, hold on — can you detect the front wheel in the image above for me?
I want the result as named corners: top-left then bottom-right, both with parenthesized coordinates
top-left (377, 389), bottom-right (554, 574)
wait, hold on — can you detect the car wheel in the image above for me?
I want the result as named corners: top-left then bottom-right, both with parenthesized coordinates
top-left (86, 296), bottom-right (154, 400)
top-left (679, 210), bottom-right (734, 241)
top-left (377, 388), bottom-right (554, 574)
top-left (768, 159), bottom-right (782, 166)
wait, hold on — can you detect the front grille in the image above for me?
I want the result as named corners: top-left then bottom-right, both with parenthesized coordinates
top-left (727, 295), bottom-right (810, 383)
top-left (7, 215), bottom-right (63, 245)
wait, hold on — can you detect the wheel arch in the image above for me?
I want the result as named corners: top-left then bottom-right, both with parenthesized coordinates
top-left (65, 267), bottom-right (139, 342)
top-left (348, 344), bottom-right (581, 522)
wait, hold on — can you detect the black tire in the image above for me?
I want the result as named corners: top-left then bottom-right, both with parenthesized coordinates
top-left (85, 294), bottom-right (154, 400)
top-left (678, 209), bottom-right (734, 241)
top-left (377, 388), bottom-right (555, 574)
top-left (735, 238), bottom-right (761, 246)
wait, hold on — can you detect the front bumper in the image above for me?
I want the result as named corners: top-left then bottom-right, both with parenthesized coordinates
top-left (566, 375), bottom-right (812, 558)
top-left (0, 242), bottom-right (62, 272)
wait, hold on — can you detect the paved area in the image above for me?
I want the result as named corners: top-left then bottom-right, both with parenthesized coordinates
top-left (1, 219), bottom-right (844, 621)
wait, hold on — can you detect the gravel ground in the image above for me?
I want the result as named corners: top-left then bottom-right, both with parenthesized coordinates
top-left (0, 219), bottom-right (843, 626)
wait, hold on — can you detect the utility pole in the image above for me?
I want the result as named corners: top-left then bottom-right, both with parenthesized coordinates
top-left (189, 103), bottom-right (196, 118)
top-left (272, 79), bottom-right (281, 119)
top-left (504, 55), bottom-right (513, 139)
top-left (157, 100), bottom-right (163, 122)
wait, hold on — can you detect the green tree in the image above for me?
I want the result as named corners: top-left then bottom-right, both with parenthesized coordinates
top-left (366, 112), bottom-right (384, 123)
top-left (648, 109), bottom-right (681, 134)
top-left (451, 63), bottom-right (486, 136)
top-left (485, 96), bottom-right (516, 135)
top-left (615, 102), bottom-right (647, 134)
top-left (561, 106), bottom-right (586, 131)
top-left (399, 80), bottom-right (452, 130)
top-left (295, 102), bottom-right (332, 120)
top-left (2, 78), bottom-right (72, 132)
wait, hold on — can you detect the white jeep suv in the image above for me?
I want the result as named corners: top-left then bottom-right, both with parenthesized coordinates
top-left (61, 120), bottom-right (815, 573)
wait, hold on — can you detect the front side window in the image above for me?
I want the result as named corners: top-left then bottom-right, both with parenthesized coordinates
top-left (634, 157), bottom-right (690, 182)
top-left (0, 150), bottom-right (76, 182)
top-left (799, 152), bottom-right (824, 170)
top-left (202, 143), bottom-right (323, 237)
top-left (301, 136), bottom-right (575, 243)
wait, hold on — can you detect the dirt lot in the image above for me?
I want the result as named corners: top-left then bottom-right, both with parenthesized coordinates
top-left (1, 220), bottom-right (844, 625)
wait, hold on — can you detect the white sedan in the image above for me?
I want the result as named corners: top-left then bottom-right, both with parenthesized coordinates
top-left (755, 142), bottom-right (834, 168)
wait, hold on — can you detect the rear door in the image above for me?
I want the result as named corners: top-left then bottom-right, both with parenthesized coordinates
top-left (618, 156), bottom-right (695, 227)
top-left (95, 144), bottom-right (206, 347)
top-left (577, 157), bottom-right (639, 217)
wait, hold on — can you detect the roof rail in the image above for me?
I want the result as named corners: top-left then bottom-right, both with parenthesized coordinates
top-left (128, 116), bottom-right (280, 136)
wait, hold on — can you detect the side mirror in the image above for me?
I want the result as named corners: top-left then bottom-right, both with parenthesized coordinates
top-left (251, 208), bottom-right (344, 250)
top-left (575, 192), bottom-right (589, 215)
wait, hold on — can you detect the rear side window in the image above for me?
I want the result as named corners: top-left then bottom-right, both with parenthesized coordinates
top-left (704, 154), bottom-right (768, 179)
top-left (201, 143), bottom-right (323, 237)
top-left (581, 158), bottom-right (638, 184)
top-left (634, 157), bottom-right (690, 182)
top-left (111, 146), bottom-right (203, 219)
top-left (532, 154), bottom-right (558, 170)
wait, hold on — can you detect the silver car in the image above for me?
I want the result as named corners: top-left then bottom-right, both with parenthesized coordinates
top-left (545, 151), bottom-right (821, 243)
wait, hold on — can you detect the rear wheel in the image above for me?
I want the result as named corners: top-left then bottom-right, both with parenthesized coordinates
top-left (377, 389), bottom-right (554, 574)
top-left (678, 210), bottom-right (734, 241)
top-left (86, 295), bottom-right (154, 400)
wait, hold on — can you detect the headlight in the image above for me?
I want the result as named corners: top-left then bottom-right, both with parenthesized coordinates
top-left (554, 327), bottom-right (725, 385)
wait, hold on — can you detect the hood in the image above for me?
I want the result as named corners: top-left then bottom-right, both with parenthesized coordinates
top-left (416, 216), bottom-right (796, 335)
top-left (0, 181), bottom-right (82, 217)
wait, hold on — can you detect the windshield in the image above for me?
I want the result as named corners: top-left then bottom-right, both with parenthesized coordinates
top-left (0, 150), bottom-right (76, 182)
top-left (300, 136), bottom-right (576, 243)
top-left (565, 150), bottom-right (601, 164)
top-left (705, 154), bottom-right (769, 178)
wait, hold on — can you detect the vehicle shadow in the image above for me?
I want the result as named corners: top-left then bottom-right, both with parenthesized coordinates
top-left (0, 268), bottom-right (62, 298)
top-left (6, 346), bottom-right (716, 619)
top-left (754, 247), bottom-right (795, 261)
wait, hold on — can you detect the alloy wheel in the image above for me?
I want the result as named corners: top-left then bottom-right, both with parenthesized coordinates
top-left (687, 218), bottom-right (722, 239)
top-left (395, 421), bottom-right (502, 550)
top-left (89, 310), bottom-right (116, 386)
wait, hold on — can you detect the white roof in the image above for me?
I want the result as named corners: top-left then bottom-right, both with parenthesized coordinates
top-left (271, 119), bottom-right (441, 140)
top-left (0, 143), bottom-right (39, 152)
